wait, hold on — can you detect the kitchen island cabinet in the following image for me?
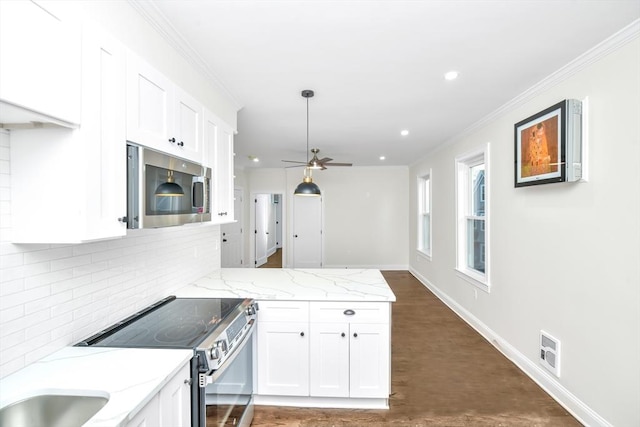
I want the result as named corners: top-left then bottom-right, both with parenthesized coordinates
top-left (256, 301), bottom-right (309, 396)
top-left (176, 268), bottom-right (395, 409)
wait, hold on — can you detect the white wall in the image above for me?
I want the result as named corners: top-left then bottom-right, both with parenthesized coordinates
top-left (408, 34), bottom-right (640, 427)
top-left (240, 166), bottom-right (409, 269)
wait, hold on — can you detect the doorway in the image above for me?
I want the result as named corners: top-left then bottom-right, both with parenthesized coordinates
top-left (254, 193), bottom-right (283, 268)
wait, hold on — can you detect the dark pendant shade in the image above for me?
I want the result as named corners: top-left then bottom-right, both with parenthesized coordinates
top-left (294, 179), bottom-right (321, 196)
top-left (155, 181), bottom-right (184, 196)
top-left (155, 170), bottom-right (184, 196)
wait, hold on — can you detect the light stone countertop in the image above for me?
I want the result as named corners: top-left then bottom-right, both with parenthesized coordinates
top-left (175, 268), bottom-right (397, 302)
top-left (0, 346), bottom-right (193, 427)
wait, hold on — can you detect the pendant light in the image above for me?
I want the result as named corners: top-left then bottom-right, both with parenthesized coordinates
top-left (294, 90), bottom-right (321, 196)
top-left (155, 170), bottom-right (184, 196)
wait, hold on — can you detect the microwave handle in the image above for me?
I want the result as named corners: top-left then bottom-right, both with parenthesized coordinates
top-left (192, 177), bottom-right (204, 209)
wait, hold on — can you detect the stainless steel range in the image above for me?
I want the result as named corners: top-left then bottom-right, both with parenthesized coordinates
top-left (76, 296), bottom-right (258, 427)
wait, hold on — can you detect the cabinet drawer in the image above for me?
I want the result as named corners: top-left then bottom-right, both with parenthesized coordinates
top-left (257, 301), bottom-right (309, 322)
top-left (310, 302), bottom-right (389, 323)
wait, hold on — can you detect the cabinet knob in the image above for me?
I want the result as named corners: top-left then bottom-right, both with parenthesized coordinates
top-left (294, 234), bottom-right (298, 238)
top-left (168, 137), bottom-right (176, 143)
top-left (353, 333), bottom-right (358, 338)
top-left (222, 239), bottom-right (227, 242)
top-left (343, 309), bottom-right (355, 316)
top-left (117, 216), bottom-right (127, 223)
top-left (177, 141), bottom-right (184, 147)
top-left (184, 378), bottom-right (192, 385)
top-left (300, 332), bottom-right (305, 337)
top-left (341, 332), bottom-right (346, 338)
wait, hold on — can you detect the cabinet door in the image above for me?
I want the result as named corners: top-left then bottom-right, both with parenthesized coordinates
top-left (126, 53), bottom-right (174, 152)
top-left (81, 24), bottom-right (127, 240)
top-left (204, 110), bottom-right (234, 222)
top-left (159, 363), bottom-right (191, 427)
top-left (174, 87), bottom-right (203, 162)
top-left (257, 321), bottom-right (309, 396)
top-left (309, 323), bottom-right (349, 397)
top-left (126, 393), bottom-right (160, 427)
top-left (0, 0), bottom-right (81, 124)
top-left (349, 323), bottom-right (390, 398)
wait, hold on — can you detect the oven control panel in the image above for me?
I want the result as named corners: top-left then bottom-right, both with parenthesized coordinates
top-left (197, 301), bottom-right (258, 374)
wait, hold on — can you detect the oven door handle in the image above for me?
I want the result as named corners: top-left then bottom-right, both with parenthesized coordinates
top-left (200, 323), bottom-right (255, 387)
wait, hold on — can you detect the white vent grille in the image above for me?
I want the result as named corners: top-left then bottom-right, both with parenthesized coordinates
top-left (540, 330), bottom-right (561, 377)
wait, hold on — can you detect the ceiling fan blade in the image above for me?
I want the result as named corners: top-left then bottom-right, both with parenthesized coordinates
top-left (325, 162), bottom-right (352, 167)
top-left (318, 157), bottom-right (333, 163)
top-left (282, 160), bottom-right (307, 164)
top-left (285, 164), bottom-right (306, 168)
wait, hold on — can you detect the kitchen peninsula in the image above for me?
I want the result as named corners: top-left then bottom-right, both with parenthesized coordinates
top-left (177, 268), bottom-right (396, 409)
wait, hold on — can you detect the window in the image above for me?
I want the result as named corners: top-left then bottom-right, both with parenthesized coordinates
top-left (418, 172), bottom-right (431, 257)
top-left (455, 145), bottom-right (489, 291)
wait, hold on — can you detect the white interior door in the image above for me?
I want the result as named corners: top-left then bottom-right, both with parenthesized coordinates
top-left (293, 196), bottom-right (322, 268)
top-left (221, 188), bottom-right (243, 267)
top-left (254, 194), bottom-right (270, 267)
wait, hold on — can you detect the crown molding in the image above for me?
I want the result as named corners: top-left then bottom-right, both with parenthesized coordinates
top-left (412, 18), bottom-right (640, 167)
top-left (127, 0), bottom-right (242, 110)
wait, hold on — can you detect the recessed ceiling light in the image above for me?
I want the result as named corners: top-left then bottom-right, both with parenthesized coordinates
top-left (400, 130), bottom-right (409, 136)
top-left (444, 70), bottom-right (459, 81)
top-left (379, 156), bottom-right (386, 161)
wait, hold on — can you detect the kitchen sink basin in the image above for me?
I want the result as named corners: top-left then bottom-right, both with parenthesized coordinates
top-left (0, 393), bottom-right (109, 427)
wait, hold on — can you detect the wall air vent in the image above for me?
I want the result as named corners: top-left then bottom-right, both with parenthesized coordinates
top-left (540, 330), bottom-right (561, 377)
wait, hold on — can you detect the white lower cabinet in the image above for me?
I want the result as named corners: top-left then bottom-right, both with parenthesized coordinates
top-left (256, 301), bottom-right (310, 396)
top-left (159, 362), bottom-right (191, 427)
top-left (256, 300), bottom-right (391, 407)
top-left (125, 362), bottom-right (191, 427)
top-left (309, 303), bottom-right (390, 399)
top-left (126, 394), bottom-right (160, 427)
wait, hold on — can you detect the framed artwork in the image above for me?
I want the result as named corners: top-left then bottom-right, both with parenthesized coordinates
top-left (514, 100), bottom-right (566, 187)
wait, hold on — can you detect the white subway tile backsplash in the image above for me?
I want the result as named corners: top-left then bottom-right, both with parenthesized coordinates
top-left (24, 269), bottom-right (74, 290)
top-left (0, 305), bottom-right (24, 323)
top-left (23, 246), bottom-right (73, 265)
top-left (50, 254), bottom-right (91, 272)
top-left (0, 278), bottom-right (24, 296)
top-left (0, 286), bottom-right (50, 311)
top-left (0, 131), bottom-right (222, 378)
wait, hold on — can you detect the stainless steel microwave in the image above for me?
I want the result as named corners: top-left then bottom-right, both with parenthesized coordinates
top-left (126, 144), bottom-right (211, 229)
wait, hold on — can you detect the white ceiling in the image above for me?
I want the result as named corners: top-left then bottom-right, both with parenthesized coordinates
top-left (141, 0), bottom-right (639, 169)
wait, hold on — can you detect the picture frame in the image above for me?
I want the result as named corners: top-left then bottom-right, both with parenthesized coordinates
top-left (514, 100), bottom-right (566, 187)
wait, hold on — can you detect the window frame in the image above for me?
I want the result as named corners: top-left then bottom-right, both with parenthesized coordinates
top-left (455, 144), bottom-right (490, 292)
top-left (417, 170), bottom-right (432, 259)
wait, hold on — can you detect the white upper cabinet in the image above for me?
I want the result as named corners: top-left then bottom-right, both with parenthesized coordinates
top-left (204, 110), bottom-right (235, 223)
top-left (9, 24), bottom-right (127, 243)
top-left (126, 53), bottom-right (203, 163)
top-left (0, 0), bottom-right (81, 126)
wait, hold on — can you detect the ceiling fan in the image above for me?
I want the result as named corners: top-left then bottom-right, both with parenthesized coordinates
top-left (283, 148), bottom-right (352, 170)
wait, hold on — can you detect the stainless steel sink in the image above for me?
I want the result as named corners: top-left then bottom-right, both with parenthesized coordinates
top-left (0, 394), bottom-right (108, 427)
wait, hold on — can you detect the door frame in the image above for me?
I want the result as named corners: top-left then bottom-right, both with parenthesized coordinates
top-left (250, 192), bottom-right (286, 268)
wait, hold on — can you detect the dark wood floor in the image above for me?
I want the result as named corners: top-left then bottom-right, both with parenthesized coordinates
top-left (251, 270), bottom-right (581, 426)
top-left (259, 248), bottom-right (282, 268)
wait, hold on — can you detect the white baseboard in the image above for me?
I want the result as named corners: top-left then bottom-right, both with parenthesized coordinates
top-left (409, 267), bottom-right (612, 427)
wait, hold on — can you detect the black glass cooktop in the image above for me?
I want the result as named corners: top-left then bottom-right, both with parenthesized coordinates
top-left (77, 297), bottom-right (244, 349)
